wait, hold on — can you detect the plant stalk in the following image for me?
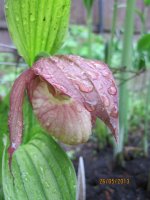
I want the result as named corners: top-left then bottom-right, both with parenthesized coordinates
top-left (107, 0), bottom-right (118, 66)
top-left (114, 0), bottom-right (136, 165)
top-left (87, 10), bottom-right (93, 58)
top-left (143, 76), bottom-right (150, 157)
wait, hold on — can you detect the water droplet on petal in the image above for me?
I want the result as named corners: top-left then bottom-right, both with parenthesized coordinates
top-left (101, 95), bottom-right (110, 107)
top-left (84, 102), bottom-right (95, 112)
top-left (98, 83), bottom-right (103, 90)
top-left (70, 61), bottom-right (74, 66)
top-left (51, 57), bottom-right (59, 63)
top-left (79, 84), bottom-right (93, 93)
top-left (54, 84), bottom-right (68, 93)
top-left (110, 106), bottom-right (118, 118)
top-left (101, 70), bottom-right (110, 77)
top-left (108, 86), bottom-right (117, 95)
top-left (78, 80), bottom-right (94, 93)
top-left (34, 68), bottom-right (42, 75)
top-left (87, 71), bottom-right (99, 80)
top-left (76, 104), bottom-right (83, 112)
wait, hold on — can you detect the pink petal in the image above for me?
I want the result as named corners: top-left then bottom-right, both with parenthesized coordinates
top-left (8, 69), bottom-right (35, 158)
top-left (29, 77), bottom-right (92, 144)
top-left (32, 56), bottom-right (119, 141)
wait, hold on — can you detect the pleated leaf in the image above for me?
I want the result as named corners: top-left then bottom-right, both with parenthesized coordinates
top-left (5, 0), bottom-right (71, 66)
top-left (3, 133), bottom-right (76, 200)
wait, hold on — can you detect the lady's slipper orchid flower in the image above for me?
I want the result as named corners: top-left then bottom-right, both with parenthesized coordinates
top-left (8, 55), bottom-right (119, 159)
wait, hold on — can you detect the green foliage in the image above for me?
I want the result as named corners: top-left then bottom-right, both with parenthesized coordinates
top-left (137, 34), bottom-right (150, 52)
top-left (129, 99), bottom-right (150, 130)
top-left (0, 94), bottom-right (10, 200)
top-left (3, 133), bottom-right (77, 200)
top-left (83, 0), bottom-right (95, 14)
top-left (59, 25), bottom-right (105, 60)
top-left (144, 0), bottom-right (150, 6)
top-left (5, 0), bottom-right (71, 66)
top-left (135, 34), bottom-right (150, 68)
top-left (95, 119), bottom-right (112, 149)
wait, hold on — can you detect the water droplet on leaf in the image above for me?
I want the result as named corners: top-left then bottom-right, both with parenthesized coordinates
top-left (30, 16), bottom-right (35, 22)
top-left (16, 16), bottom-right (19, 21)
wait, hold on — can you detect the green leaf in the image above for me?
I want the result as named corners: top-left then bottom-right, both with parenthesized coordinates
top-left (5, 0), bottom-right (71, 66)
top-left (2, 133), bottom-right (77, 200)
top-left (83, 0), bottom-right (95, 13)
top-left (137, 34), bottom-right (150, 52)
top-left (144, 0), bottom-right (150, 6)
top-left (0, 93), bottom-right (10, 199)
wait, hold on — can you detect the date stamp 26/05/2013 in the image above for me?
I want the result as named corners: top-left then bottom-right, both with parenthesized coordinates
top-left (99, 176), bottom-right (134, 185)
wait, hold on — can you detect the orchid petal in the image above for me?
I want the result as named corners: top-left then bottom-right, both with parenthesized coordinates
top-left (32, 55), bottom-right (119, 141)
top-left (28, 77), bottom-right (92, 144)
top-left (8, 69), bottom-right (35, 158)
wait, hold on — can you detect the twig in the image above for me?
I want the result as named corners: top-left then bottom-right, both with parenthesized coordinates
top-left (119, 68), bottom-right (146, 86)
top-left (0, 43), bottom-right (16, 50)
top-left (0, 62), bottom-right (27, 67)
top-left (0, 50), bottom-right (17, 53)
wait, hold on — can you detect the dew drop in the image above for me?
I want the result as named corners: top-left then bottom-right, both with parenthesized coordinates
top-left (21, 3), bottom-right (25, 9)
top-left (110, 106), bottom-right (118, 118)
top-left (108, 86), bottom-right (117, 95)
top-left (98, 83), bottom-right (103, 90)
top-left (55, 84), bottom-right (68, 93)
top-left (78, 81), bottom-right (93, 93)
top-left (87, 71), bottom-right (99, 80)
top-left (15, 16), bottom-right (19, 22)
top-left (101, 70), bottom-right (110, 77)
top-left (51, 57), bottom-right (59, 63)
top-left (101, 95), bottom-right (110, 107)
top-left (46, 121), bottom-right (50, 127)
top-left (70, 61), bottom-right (74, 66)
top-left (34, 67), bottom-right (44, 75)
top-left (84, 102), bottom-right (95, 112)
top-left (76, 104), bottom-right (82, 113)
top-left (23, 20), bottom-right (27, 25)
top-left (94, 63), bottom-right (105, 69)
top-left (17, 121), bottom-right (22, 127)
top-left (30, 16), bottom-right (35, 22)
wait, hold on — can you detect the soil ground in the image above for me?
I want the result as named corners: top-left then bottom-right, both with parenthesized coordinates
top-left (72, 135), bottom-right (150, 200)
